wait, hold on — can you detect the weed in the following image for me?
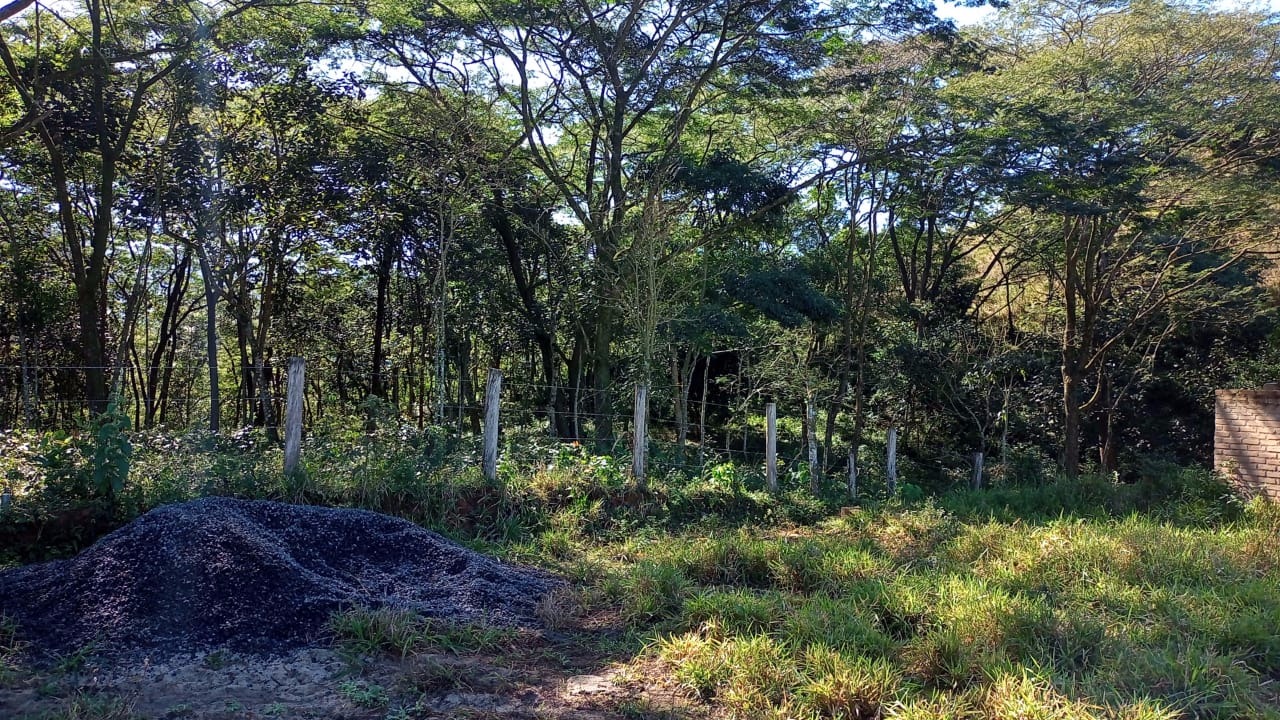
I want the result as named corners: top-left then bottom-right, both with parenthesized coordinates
top-left (536, 584), bottom-right (585, 630)
top-left (621, 561), bottom-right (691, 623)
top-left (201, 649), bottom-right (230, 670)
top-left (53, 642), bottom-right (98, 675)
top-left (37, 691), bottom-right (138, 720)
top-left (617, 697), bottom-right (684, 719)
top-left (329, 607), bottom-right (423, 657)
top-left (329, 606), bottom-right (517, 658)
top-left (0, 613), bottom-right (25, 682)
top-left (337, 679), bottom-right (388, 708)
top-left (657, 632), bottom-right (730, 701)
top-left (397, 655), bottom-right (465, 694)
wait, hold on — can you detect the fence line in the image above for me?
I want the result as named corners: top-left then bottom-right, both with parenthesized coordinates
top-left (0, 359), bottom-right (984, 496)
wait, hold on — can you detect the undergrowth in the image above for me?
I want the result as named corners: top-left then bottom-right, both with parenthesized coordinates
top-left (328, 607), bottom-right (517, 657)
top-left (2, 423), bottom-right (1278, 719)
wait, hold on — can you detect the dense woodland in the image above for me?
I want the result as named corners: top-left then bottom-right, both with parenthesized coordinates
top-left (2, 0), bottom-right (1280, 488)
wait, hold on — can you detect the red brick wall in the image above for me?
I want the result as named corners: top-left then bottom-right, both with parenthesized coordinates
top-left (1215, 389), bottom-right (1280, 501)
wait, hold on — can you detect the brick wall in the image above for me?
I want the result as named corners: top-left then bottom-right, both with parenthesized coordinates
top-left (1214, 388), bottom-right (1280, 501)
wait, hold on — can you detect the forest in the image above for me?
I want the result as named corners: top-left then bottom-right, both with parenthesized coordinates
top-left (2, 0), bottom-right (1278, 488)
top-left (4, 2), bottom-right (1280, 719)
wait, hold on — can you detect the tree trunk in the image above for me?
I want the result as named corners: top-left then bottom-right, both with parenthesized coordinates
top-left (371, 237), bottom-right (395, 401)
top-left (1061, 217), bottom-right (1083, 479)
top-left (256, 355), bottom-right (277, 442)
top-left (568, 329), bottom-right (585, 441)
top-left (533, 330), bottom-right (559, 436)
top-left (254, 251), bottom-right (279, 442)
top-left (1000, 385), bottom-right (1010, 481)
top-left (592, 305), bottom-right (614, 448)
top-left (233, 286), bottom-right (254, 425)
top-left (670, 354), bottom-right (685, 461)
top-left (17, 326), bottom-right (35, 428)
top-left (847, 446), bottom-right (857, 500)
top-left (196, 249), bottom-right (220, 433)
top-left (671, 349), bottom-right (694, 465)
top-left (824, 373), bottom-right (847, 471)
top-left (1098, 375), bottom-right (1118, 476)
top-left (76, 277), bottom-right (110, 416)
top-left (145, 250), bottom-right (191, 427)
top-left (1062, 365), bottom-right (1082, 479)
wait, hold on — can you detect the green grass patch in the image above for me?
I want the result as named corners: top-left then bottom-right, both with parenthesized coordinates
top-left (328, 607), bottom-right (516, 657)
top-left (4, 426), bottom-right (1276, 719)
top-left (614, 504), bottom-right (1280, 719)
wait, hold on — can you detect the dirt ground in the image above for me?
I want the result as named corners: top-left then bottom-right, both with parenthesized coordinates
top-left (1, 630), bottom-right (704, 719)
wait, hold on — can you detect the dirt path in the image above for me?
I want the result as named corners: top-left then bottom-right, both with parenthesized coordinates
top-left (1, 634), bottom-right (702, 719)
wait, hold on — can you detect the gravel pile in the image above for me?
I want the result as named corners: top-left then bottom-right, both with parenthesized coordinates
top-left (0, 497), bottom-right (560, 656)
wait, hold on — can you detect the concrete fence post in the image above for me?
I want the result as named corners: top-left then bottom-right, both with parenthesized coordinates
top-left (283, 357), bottom-right (305, 477)
top-left (483, 369), bottom-right (503, 482)
top-left (766, 402), bottom-right (778, 493)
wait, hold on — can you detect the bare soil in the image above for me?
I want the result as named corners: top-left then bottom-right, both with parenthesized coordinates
top-left (1, 632), bottom-right (703, 719)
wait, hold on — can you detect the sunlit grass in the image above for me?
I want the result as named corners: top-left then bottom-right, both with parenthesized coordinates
top-left (557, 501), bottom-right (1280, 719)
top-left (3, 425), bottom-right (1278, 718)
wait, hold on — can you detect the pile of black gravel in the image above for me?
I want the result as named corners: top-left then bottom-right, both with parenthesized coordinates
top-left (0, 497), bottom-right (560, 656)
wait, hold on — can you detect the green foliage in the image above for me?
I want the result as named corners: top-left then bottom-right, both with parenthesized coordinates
top-left (87, 404), bottom-right (132, 505)
top-left (940, 468), bottom-right (1242, 525)
top-left (337, 679), bottom-right (388, 709)
top-left (328, 607), bottom-right (516, 658)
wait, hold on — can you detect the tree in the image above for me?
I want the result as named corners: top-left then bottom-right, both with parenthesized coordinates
top-left (953, 0), bottom-right (1280, 476)
top-left (428, 0), bottom-right (849, 444)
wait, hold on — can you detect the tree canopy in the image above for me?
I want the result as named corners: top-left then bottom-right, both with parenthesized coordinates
top-left (2, 0), bottom-right (1278, 486)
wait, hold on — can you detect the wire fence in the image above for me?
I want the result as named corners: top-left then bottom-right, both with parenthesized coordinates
top-left (0, 360), bottom-right (983, 487)
top-left (0, 363), bottom-right (768, 432)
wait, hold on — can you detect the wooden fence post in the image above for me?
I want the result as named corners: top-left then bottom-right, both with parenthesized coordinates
top-left (848, 446), bottom-right (858, 500)
top-left (283, 357), bottom-right (305, 477)
top-left (632, 382), bottom-right (648, 484)
top-left (971, 451), bottom-right (984, 490)
top-left (766, 402), bottom-right (778, 493)
top-left (483, 368), bottom-right (503, 483)
top-left (806, 395), bottom-right (820, 494)
top-left (886, 427), bottom-right (898, 497)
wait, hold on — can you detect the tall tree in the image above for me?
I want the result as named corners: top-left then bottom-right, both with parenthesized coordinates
top-left (954, 0), bottom-right (1280, 476)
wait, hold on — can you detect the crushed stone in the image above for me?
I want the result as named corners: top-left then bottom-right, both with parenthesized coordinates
top-left (0, 497), bottom-right (560, 657)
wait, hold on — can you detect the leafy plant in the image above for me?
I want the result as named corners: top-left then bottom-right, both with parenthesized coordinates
top-left (88, 403), bottom-right (132, 505)
top-left (337, 679), bottom-right (388, 708)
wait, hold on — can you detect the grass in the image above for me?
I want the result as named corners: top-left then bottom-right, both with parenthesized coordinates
top-left (328, 607), bottom-right (518, 658)
top-left (3, 424), bottom-right (1279, 718)
top-left (1, 613), bottom-right (25, 685)
top-left (582, 501), bottom-right (1280, 720)
top-left (26, 692), bottom-right (139, 720)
